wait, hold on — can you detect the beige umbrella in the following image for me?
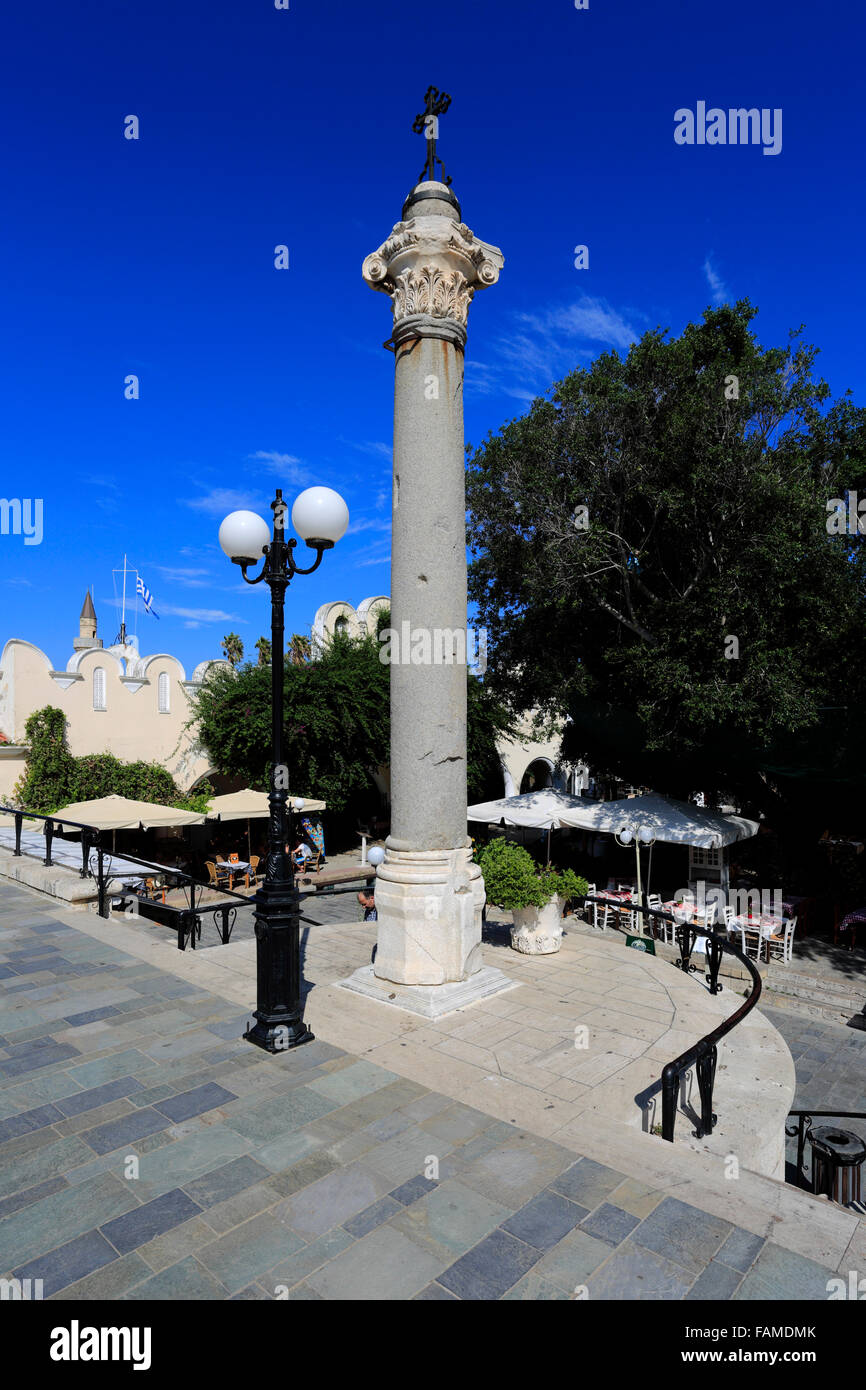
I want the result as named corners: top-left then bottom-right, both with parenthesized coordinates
top-left (206, 789), bottom-right (326, 819)
top-left (52, 794), bottom-right (205, 831)
top-left (206, 788), bottom-right (327, 862)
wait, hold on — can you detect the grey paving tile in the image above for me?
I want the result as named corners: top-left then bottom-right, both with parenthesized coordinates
top-left (438, 1227), bottom-right (541, 1300)
top-left (154, 1082), bottom-right (237, 1123)
top-left (306, 1059), bottom-right (400, 1106)
top-left (414, 1281), bottom-right (461, 1300)
top-left (579, 1202), bottom-right (641, 1247)
top-left (274, 1161), bottom-right (393, 1240)
top-left (49, 1252), bottom-right (152, 1301)
top-left (183, 1156), bottom-right (271, 1210)
top-left (223, 1087), bottom-right (340, 1143)
top-left (389, 1174), bottom-right (438, 1206)
top-left (342, 1195), bottom-right (403, 1238)
top-left (531, 1227), bottom-right (612, 1292)
top-left (14, 1229), bottom-right (118, 1296)
top-left (197, 1212), bottom-right (306, 1294)
top-left (0, 1040), bottom-right (82, 1077)
top-left (0, 1175), bottom-right (68, 1221)
top-left (83, 1106), bottom-right (173, 1155)
top-left (389, 1179), bottom-right (512, 1261)
top-left (306, 1225), bottom-right (445, 1301)
top-left (0, 1171), bottom-right (138, 1270)
top-left (0, 1101), bottom-right (64, 1144)
top-left (734, 1244), bottom-right (839, 1300)
top-left (586, 1240), bottom-right (694, 1300)
top-left (631, 1196), bottom-right (732, 1274)
top-left (502, 1190), bottom-right (587, 1250)
top-left (550, 1157), bottom-right (629, 1208)
top-left (124, 1255), bottom-right (230, 1300)
top-left (63, 1006), bottom-right (121, 1027)
top-left (685, 1260), bottom-right (744, 1300)
top-left (264, 1227), bottom-right (356, 1293)
top-left (0, 1135), bottom-right (94, 1200)
top-left (100, 1188), bottom-right (203, 1254)
top-left (502, 1272), bottom-right (573, 1300)
top-left (716, 1227), bottom-right (766, 1273)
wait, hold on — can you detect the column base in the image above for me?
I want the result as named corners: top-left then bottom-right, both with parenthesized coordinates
top-left (337, 964), bottom-right (518, 1020)
top-left (371, 843), bottom-right (485, 986)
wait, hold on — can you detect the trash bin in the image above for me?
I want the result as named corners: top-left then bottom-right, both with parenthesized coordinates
top-left (808, 1126), bottom-right (866, 1205)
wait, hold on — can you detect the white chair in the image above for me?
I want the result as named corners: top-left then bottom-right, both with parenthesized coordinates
top-left (722, 905), bottom-right (737, 927)
top-left (645, 893), bottom-right (663, 939)
top-left (765, 916), bottom-right (797, 965)
top-left (584, 882), bottom-right (599, 929)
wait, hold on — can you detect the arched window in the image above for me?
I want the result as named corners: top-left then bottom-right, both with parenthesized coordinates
top-left (93, 667), bottom-right (106, 711)
top-left (334, 615), bottom-right (349, 634)
top-left (158, 672), bottom-right (170, 714)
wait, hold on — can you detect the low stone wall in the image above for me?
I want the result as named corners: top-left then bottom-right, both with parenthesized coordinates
top-left (0, 848), bottom-right (98, 907)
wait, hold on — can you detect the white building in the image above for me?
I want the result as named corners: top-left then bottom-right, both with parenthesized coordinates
top-left (0, 595), bottom-right (230, 802)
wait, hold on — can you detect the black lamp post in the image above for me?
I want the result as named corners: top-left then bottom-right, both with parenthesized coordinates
top-left (219, 484), bottom-right (349, 1051)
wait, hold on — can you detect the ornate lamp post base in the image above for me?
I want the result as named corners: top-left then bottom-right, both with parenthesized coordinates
top-left (244, 1017), bottom-right (315, 1053)
top-left (243, 878), bottom-right (315, 1053)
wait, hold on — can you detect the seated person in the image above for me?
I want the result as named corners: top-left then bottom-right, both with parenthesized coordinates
top-left (291, 841), bottom-right (313, 870)
top-left (358, 887), bottom-right (377, 921)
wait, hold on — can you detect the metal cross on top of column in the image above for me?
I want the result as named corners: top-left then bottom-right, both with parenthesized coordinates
top-left (412, 85), bottom-right (453, 186)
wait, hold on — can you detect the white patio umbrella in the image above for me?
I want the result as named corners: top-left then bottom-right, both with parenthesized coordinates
top-left (558, 792), bottom-right (759, 922)
top-left (467, 788), bottom-right (590, 864)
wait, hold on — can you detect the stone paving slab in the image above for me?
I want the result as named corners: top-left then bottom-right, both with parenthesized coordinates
top-left (0, 881), bottom-right (860, 1301)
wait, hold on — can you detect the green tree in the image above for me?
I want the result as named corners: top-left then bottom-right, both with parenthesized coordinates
top-left (221, 632), bottom-right (244, 667)
top-left (255, 636), bottom-right (272, 667)
top-left (465, 300), bottom-right (866, 823)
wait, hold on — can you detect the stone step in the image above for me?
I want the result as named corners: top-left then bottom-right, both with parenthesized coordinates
top-left (762, 987), bottom-right (865, 1028)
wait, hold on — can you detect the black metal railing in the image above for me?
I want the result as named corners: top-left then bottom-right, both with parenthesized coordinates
top-left (1, 802), bottom-right (372, 950)
top-left (584, 893), bottom-right (763, 1144)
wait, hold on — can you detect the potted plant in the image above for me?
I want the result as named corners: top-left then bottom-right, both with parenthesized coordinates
top-left (476, 838), bottom-right (588, 955)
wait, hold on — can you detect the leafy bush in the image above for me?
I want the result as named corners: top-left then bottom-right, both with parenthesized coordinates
top-left (11, 706), bottom-right (206, 815)
top-left (477, 837), bottom-right (587, 911)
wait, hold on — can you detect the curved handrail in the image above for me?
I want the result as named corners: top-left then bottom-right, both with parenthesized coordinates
top-left (584, 894), bottom-right (764, 1142)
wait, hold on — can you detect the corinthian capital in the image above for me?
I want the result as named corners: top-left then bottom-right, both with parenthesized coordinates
top-left (363, 182), bottom-right (503, 345)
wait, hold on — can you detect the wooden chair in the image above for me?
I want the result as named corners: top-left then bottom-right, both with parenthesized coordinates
top-left (247, 855), bottom-right (260, 887)
top-left (144, 877), bottom-right (166, 903)
top-left (206, 860), bottom-right (230, 889)
top-left (765, 916), bottom-right (797, 965)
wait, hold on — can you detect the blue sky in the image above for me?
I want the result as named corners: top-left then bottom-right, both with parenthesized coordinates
top-left (2, 0), bottom-right (864, 673)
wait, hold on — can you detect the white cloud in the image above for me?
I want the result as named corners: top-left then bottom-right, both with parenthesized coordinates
top-left (347, 517), bottom-right (391, 536)
top-left (184, 488), bottom-right (261, 516)
top-left (468, 296), bottom-right (639, 403)
top-left (153, 565), bottom-right (212, 588)
top-left (703, 256), bottom-right (729, 305)
top-left (247, 451), bottom-right (312, 484)
top-left (158, 604), bottom-right (242, 623)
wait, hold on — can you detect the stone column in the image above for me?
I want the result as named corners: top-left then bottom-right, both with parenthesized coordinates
top-left (341, 179), bottom-right (514, 1018)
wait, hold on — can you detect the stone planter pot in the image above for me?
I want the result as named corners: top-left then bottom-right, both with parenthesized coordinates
top-left (510, 895), bottom-right (565, 955)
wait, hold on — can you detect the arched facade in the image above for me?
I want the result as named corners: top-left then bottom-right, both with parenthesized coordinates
top-left (0, 602), bottom-right (232, 802)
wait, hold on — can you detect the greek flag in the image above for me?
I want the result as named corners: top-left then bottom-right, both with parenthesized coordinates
top-left (136, 575), bottom-right (159, 619)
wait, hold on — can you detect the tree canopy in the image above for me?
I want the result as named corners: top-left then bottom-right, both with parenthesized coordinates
top-left (466, 301), bottom-right (866, 822)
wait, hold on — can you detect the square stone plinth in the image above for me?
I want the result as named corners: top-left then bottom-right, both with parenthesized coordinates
top-left (337, 965), bottom-right (519, 1020)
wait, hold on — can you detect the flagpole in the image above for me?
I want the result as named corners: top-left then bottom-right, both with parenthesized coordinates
top-left (120, 555), bottom-right (128, 645)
